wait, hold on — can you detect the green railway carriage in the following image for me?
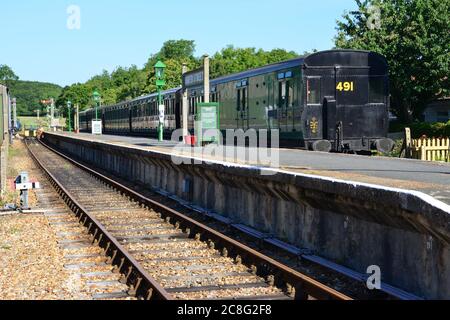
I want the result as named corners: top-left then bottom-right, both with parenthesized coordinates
top-left (80, 88), bottom-right (180, 137)
top-left (80, 49), bottom-right (393, 153)
top-left (185, 58), bottom-right (306, 145)
top-left (183, 50), bottom-right (392, 152)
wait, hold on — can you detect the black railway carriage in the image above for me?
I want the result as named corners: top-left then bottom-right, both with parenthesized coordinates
top-left (302, 50), bottom-right (392, 152)
top-left (80, 49), bottom-right (393, 153)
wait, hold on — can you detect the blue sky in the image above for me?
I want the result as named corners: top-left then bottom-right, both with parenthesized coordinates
top-left (0, 0), bottom-right (357, 86)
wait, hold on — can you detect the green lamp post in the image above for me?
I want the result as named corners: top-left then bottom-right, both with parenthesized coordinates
top-left (67, 101), bottom-right (72, 132)
top-left (154, 60), bottom-right (166, 142)
top-left (93, 90), bottom-right (101, 120)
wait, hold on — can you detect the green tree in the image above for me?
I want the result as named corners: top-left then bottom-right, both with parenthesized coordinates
top-left (55, 40), bottom-right (301, 109)
top-left (143, 40), bottom-right (200, 94)
top-left (56, 83), bottom-right (91, 112)
top-left (210, 46), bottom-right (298, 78)
top-left (86, 70), bottom-right (113, 92)
top-left (335, 0), bottom-right (450, 122)
top-left (158, 40), bottom-right (196, 60)
top-left (8, 80), bottom-right (62, 116)
top-left (111, 65), bottom-right (146, 101)
top-left (82, 70), bottom-right (118, 106)
top-left (0, 64), bottom-right (19, 86)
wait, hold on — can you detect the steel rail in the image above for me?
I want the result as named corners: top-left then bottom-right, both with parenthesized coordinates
top-left (35, 137), bottom-right (352, 301)
top-left (25, 139), bottom-right (172, 300)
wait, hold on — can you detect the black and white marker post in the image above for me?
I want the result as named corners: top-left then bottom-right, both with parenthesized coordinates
top-left (14, 172), bottom-right (40, 211)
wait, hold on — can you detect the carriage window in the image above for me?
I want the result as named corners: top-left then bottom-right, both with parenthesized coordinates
top-left (278, 81), bottom-right (293, 108)
top-left (369, 77), bottom-right (385, 104)
top-left (278, 81), bottom-right (286, 108)
top-left (287, 81), bottom-right (294, 107)
top-left (190, 97), bottom-right (196, 114)
top-left (241, 88), bottom-right (247, 110)
top-left (237, 89), bottom-right (241, 111)
top-left (307, 77), bottom-right (321, 105)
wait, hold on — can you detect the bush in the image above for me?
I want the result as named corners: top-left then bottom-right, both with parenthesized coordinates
top-left (390, 121), bottom-right (450, 138)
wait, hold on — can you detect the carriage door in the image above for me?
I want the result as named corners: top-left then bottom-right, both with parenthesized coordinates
top-left (101, 109), bottom-right (106, 131)
top-left (236, 81), bottom-right (249, 130)
top-left (335, 67), bottom-right (370, 139)
top-left (322, 69), bottom-right (338, 141)
top-left (267, 80), bottom-right (278, 130)
top-left (277, 73), bottom-right (294, 132)
top-left (305, 76), bottom-right (322, 140)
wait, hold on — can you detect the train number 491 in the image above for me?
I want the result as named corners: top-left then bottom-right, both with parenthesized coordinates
top-left (336, 81), bottom-right (354, 92)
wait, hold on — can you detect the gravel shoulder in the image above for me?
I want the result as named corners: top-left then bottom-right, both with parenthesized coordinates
top-left (0, 214), bottom-right (71, 300)
top-left (0, 139), bottom-right (130, 300)
top-left (0, 139), bottom-right (71, 299)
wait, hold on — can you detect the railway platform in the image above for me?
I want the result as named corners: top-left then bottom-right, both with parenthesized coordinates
top-left (40, 131), bottom-right (450, 299)
top-left (50, 132), bottom-right (450, 206)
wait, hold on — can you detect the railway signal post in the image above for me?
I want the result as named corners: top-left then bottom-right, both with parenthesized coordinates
top-left (15, 172), bottom-right (40, 210)
top-left (154, 60), bottom-right (166, 142)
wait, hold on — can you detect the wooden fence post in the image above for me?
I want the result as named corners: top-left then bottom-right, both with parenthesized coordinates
top-left (404, 128), bottom-right (412, 158)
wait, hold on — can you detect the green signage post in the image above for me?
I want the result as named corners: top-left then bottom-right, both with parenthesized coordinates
top-left (93, 90), bottom-right (101, 120)
top-left (196, 102), bottom-right (220, 146)
top-left (154, 60), bottom-right (166, 142)
top-left (67, 100), bottom-right (72, 132)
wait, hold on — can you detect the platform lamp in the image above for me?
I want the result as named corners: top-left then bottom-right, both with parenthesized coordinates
top-left (154, 60), bottom-right (166, 142)
top-left (67, 100), bottom-right (72, 132)
top-left (93, 90), bottom-right (101, 121)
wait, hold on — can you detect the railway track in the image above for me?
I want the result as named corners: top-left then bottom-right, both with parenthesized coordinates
top-left (29, 156), bottom-right (135, 300)
top-left (25, 137), bottom-right (351, 300)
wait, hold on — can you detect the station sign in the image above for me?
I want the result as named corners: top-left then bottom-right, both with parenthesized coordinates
top-left (92, 120), bottom-right (102, 135)
top-left (51, 119), bottom-right (60, 127)
top-left (159, 104), bottom-right (165, 123)
top-left (195, 102), bottom-right (220, 145)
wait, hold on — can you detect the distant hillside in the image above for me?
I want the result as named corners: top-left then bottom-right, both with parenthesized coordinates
top-left (7, 80), bottom-right (62, 116)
